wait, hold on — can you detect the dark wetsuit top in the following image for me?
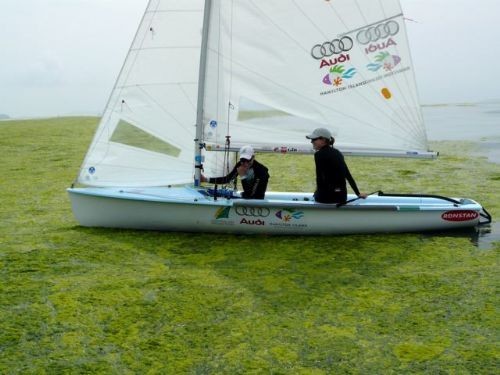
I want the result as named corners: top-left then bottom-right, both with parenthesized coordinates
top-left (208, 160), bottom-right (269, 199)
top-left (314, 145), bottom-right (360, 204)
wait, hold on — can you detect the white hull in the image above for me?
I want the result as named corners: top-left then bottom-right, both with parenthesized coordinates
top-left (67, 187), bottom-right (486, 235)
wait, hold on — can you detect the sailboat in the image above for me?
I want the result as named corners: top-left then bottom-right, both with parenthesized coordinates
top-left (68, 0), bottom-right (490, 234)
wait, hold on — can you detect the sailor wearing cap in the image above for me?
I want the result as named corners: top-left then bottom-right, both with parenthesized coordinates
top-left (201, 145), bottom-right (269, 199)
top-left (306, 128), bottom-right (366, 204)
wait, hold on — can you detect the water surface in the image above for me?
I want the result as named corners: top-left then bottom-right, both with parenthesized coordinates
top-left (422, 101), bottom-right (499, 248)
top-left (423, 101), bottom-right (500, 163)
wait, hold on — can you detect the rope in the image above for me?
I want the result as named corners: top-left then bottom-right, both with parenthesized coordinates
top-left (336, 190), bottom-right (382, 207)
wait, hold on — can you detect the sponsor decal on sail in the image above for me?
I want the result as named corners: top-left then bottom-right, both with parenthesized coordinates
top-left (322, 64), bottom-right (357, 86)
top-left (310, 36), bottom-right (353, 60)
top-left (319, 54), bottom-right (351, 69)
top-left (367, 51), bottom-right (401, 72)
top-left (356, 20), bottom-right (400, 45)
top-left (364, 38), bottom-right (397, 55)
top-left (441, 210), bottom-right (479, 222)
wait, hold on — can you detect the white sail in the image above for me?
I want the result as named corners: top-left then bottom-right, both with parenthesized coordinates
top-left (77, 0), bottom-right (430, 188)
top-left (202, 0), bottom-right (428, 156)
top-left (78, 0), bottom-right (206, 187)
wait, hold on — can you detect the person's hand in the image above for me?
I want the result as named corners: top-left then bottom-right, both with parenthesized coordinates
top-left (357, 192), bottom-right (368, 199)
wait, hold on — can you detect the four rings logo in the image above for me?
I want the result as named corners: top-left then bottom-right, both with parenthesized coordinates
top-left (311, 36), bottom-right (353, 60)
top-left (356, 20), bottom-right (399, 45)
top-left (235, 206), bottom-right (270, 217)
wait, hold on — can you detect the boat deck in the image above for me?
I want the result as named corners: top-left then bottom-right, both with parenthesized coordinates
top-left (68, 186), bottom-right (481, 211)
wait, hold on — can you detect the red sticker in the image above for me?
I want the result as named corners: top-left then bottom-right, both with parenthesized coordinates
top-left (441, 210), bottom-right (479, 222)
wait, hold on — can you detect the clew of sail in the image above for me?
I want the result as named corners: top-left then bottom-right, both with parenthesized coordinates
top-left (202, 0), bottom-right (430, 157)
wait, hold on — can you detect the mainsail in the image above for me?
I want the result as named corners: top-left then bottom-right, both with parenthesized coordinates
top-left (77, 0), bottom-right (430, 188)
top-left (202, 0), bottom-right (427, 154)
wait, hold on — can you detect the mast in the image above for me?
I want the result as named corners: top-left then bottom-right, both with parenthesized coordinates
top-left (194, 0), bottom-right (213, 187)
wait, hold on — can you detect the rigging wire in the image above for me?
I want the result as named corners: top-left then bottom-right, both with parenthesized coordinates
top-left (225, 0), bottom-right (236, 190)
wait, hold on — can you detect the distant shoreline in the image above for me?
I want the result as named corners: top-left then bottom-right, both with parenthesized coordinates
top-left (3, 99), bottom-right (500, 120)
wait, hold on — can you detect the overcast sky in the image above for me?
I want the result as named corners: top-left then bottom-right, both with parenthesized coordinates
top-left (1, 0), bottom-right (499, 118)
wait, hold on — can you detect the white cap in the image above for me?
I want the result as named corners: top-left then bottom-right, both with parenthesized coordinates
top-left (306, 128), bottom-right (332, 140)
top-left (239, 145), bottom-right (254, 160)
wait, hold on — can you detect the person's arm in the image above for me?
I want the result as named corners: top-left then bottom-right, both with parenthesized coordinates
top-left (344, 163), bottom-right (367, 197)
top-left (335, 150), bottom-right (362, 197)
top-left (344, 165), bottom-right (360, 196)
top-left (208, 164), bottom-right (239, 185)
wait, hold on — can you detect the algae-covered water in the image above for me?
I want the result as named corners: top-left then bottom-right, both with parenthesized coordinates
top-left (423, 101), bottom-right (500, 164)
top-left (0, 110), bottom-right (498, 373)
top-left (422, 101), bottom-right (500, 248)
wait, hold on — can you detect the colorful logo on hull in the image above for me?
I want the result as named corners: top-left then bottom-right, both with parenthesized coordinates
top-left (214, 206), bottom-right (231, 219)
top-left (275, 209), bottom-right (304, 222)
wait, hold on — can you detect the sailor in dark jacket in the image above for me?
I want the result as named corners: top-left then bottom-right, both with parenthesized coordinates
top-left (306, 128), bottom-right (366, 204)
top-left (201, 145), bottom-right (269, 199)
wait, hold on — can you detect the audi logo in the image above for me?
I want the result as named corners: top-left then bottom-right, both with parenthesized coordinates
top-left (356, 20), bottom-right (399, 45)
top-left (311, 36), bottom-right (353, 60)
top-left (235, 206), bottom-right (270, 217)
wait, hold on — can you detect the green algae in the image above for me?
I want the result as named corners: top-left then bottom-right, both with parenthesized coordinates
top-left (0, 117), bottom-right (499, 373)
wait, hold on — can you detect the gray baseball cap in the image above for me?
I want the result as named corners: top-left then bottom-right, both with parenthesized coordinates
top-left (306, 128), bottom-right (332, 140)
